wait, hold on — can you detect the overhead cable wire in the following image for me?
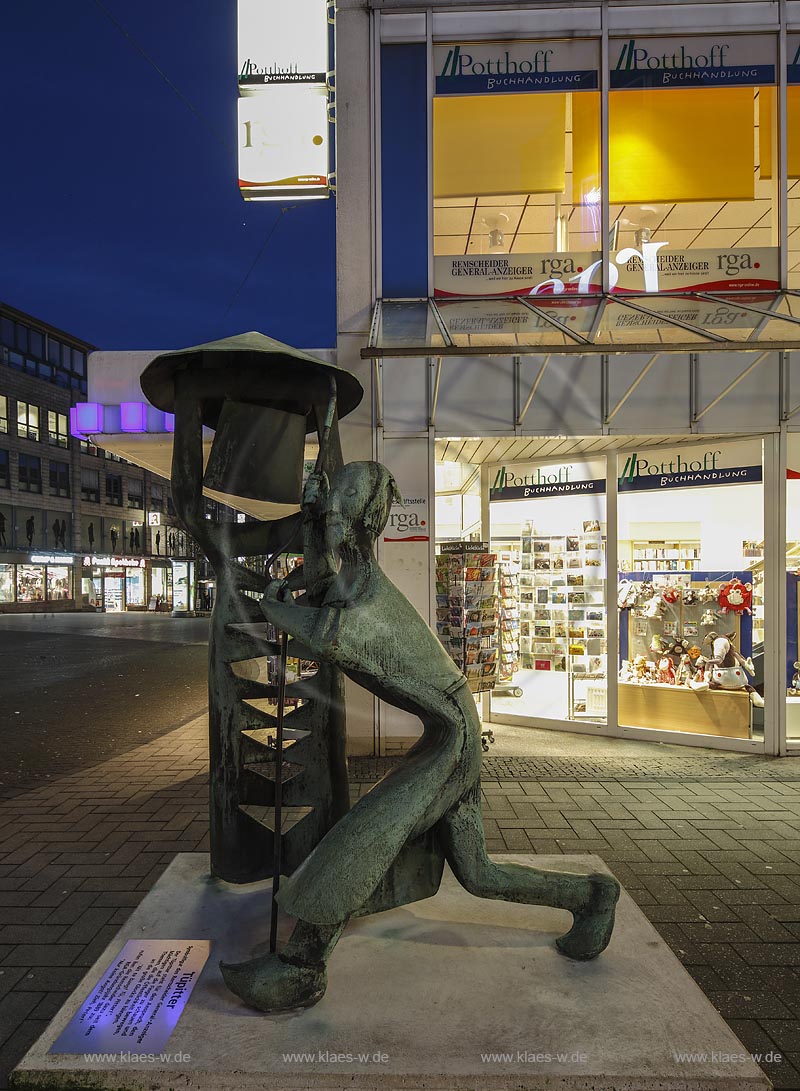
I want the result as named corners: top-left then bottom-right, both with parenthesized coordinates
top-left (222, 206), bottom-right (295, 320)
top-left (91, 0), bottom-right (231, 150)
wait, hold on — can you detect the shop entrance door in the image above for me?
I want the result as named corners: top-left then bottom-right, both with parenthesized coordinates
top-left (104, 577), bottom-right (124, 612)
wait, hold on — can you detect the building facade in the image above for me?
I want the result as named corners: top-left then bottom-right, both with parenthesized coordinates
top-left (0, 302), bottom-right (204, 614)
top-left (84, 0), bottom-right (800, 757)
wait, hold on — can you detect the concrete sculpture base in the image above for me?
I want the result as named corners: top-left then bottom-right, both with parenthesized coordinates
top-left (13, 852), bottom-right (770, 1091)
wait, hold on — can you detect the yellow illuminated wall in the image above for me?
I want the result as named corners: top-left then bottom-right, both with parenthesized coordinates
top-left (434, 94), bottom-right (567, 198)
top-left (573, 87), bottom-right (755, 204)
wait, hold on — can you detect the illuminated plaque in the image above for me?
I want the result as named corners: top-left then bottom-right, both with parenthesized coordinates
top-left (50, 940), bottom-right (210, 1054)
top-left (237, 0), bottom-right (331, 201)
top-left (238, 0), bottom-right (328, 90)
top-left (238, 90), bottom-right (329, 201)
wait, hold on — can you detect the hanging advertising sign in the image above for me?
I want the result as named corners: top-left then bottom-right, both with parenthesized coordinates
top-left (435, 39), bottom-right (598, 96)
top-left (237, 0), bottom-right (328, 91)
top-left (434, 244), bottom-right (779, 298)
top-left (238, 90), bottom-right (329, 200)
top-left (610, 34), bottom-right (775, 89)
top-left (236, 0), bottom-right (330, 201)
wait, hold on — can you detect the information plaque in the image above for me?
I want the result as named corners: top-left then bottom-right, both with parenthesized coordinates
top-left (50, 940), bottom-right (211, 1055)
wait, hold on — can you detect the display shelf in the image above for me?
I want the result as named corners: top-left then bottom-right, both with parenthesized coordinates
top-left (435, 541), bottom-right (499, 694)
top-left (519, 525), bottom-right (607, 719)
top-left (631, 540), bottom-right (701, 572)
top-left (497, 558), bottom-right (521, 692)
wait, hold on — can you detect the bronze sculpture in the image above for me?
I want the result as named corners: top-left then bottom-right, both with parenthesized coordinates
top-left (221, 460), bottom-right (620, 1012)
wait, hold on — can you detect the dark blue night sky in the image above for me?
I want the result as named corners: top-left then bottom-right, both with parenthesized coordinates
top-left (1, 1), bottom-right (336, 351)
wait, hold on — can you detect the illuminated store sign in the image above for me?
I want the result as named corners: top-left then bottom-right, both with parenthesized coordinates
top-left (30, 554), bottom-right (72, 565)
top-left (618, 447), bottom-right (762, 491)
top-left (435, 39), bottom-right (598, 95)
top-left (610, 35), bottom-right (775, 89)
top-left (238, 0), bottom-right (327, 89)
top-left (237, 0), bottom-right (331, 201)
top-left (83, 556), bottom-right (146, 569)
top-left (491, 462), bottom-right (606, 501)
top-left (434, 246), bottom-right (779, 298)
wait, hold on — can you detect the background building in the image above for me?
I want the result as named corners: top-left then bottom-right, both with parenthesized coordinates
top-left (0, 302), bottom-right (211, 614)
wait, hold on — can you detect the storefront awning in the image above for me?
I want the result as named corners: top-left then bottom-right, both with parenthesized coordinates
top-left (363, 292), bottom-right (800, 357)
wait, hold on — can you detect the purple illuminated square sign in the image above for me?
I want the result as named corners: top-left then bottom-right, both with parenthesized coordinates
top-left (120, 401), bottom-right (148, 432)
top-left (74, 402), bottom-right (103, 434)
top-left (50, 940), bottom-right (210, 1055)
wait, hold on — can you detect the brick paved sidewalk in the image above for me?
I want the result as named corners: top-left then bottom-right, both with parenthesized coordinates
top-left (2, 718), bottom-right (800, 1089)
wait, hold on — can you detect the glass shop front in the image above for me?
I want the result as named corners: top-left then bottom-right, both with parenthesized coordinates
top-left (0, 554), bottom-right (76, 608)
top-left (433, 436), bottom-right (794, 752)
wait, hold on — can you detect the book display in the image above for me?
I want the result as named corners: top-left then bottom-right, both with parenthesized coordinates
top-left (519, 522), bottom-right (607, 718)
top-left (630, 540), bottom-right (701, 573)
top-left (435, 541), bottom-right (500, 693)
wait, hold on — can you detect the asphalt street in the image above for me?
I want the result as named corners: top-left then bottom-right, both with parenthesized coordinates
top-left (0, 613), bottom-right (209, 790)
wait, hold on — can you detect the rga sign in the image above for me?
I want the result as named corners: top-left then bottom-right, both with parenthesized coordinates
top-left (434, 244), bottom-right (779, 297)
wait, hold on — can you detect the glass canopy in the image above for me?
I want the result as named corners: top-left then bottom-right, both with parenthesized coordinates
top-left (364, 292), bottom-right (800, 357)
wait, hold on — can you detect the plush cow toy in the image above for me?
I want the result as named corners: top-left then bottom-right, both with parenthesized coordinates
top-left (690, 630), bottom-right (763, 707)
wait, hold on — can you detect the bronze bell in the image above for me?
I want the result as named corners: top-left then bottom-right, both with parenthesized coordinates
top-left (202, 398), bottom-right (307, 504)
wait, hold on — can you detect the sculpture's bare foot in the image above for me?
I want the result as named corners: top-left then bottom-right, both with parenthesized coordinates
top-left (220, 953), bottom-right (327, 1012)
top-left (556, 872), bottom-right (620, 961)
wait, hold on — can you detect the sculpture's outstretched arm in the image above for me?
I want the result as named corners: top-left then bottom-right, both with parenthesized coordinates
top-left (261, 590), bottom-right (341, 663)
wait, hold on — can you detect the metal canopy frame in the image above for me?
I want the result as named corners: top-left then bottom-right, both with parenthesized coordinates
top-left (364, 292), bottom-right (800, 358)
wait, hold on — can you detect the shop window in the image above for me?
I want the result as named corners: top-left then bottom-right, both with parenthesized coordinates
top-left (0, 564), bottom-right (13, 602)
top-left (617, 439), bottom-right (764, 741)
top-left (0, 396), bottom-right (6, 433)
top-left (432, 39), bottom-right (601, 298)
top-left (16, 401), bottom-right (39, 441)
top-left (105, 473), bottom-right (123, 506)
top-left (18, 453), bottom-right (42, 493)
top-left (127, 480), bottom-right (143, 508)
top-left (0, 450), bottom-right (9, 489)
top-left (46, 565), bottom-right (72, 601)
top-left (17, 565), bottom-right (45, 602)
top-left (49, 460), bottom-right (70, 498)
top-left (486, 457), bottom-right (608, 725)
top-left (126, 570), bottom-right (145, 607)
top-left (81, 468), bottom-right (100, 503)
top-left (47, 411), bottom-right (68, 448)
top-left (599, 35), bottom-right (778, 291)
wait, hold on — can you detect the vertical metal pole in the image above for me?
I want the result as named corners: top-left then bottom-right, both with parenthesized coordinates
top-left (763, 430), bottom-right (788, 756)
top-left (269, 628), bottom-right (290, 953)
top-left (605, 452), bottom-right (620, 737)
